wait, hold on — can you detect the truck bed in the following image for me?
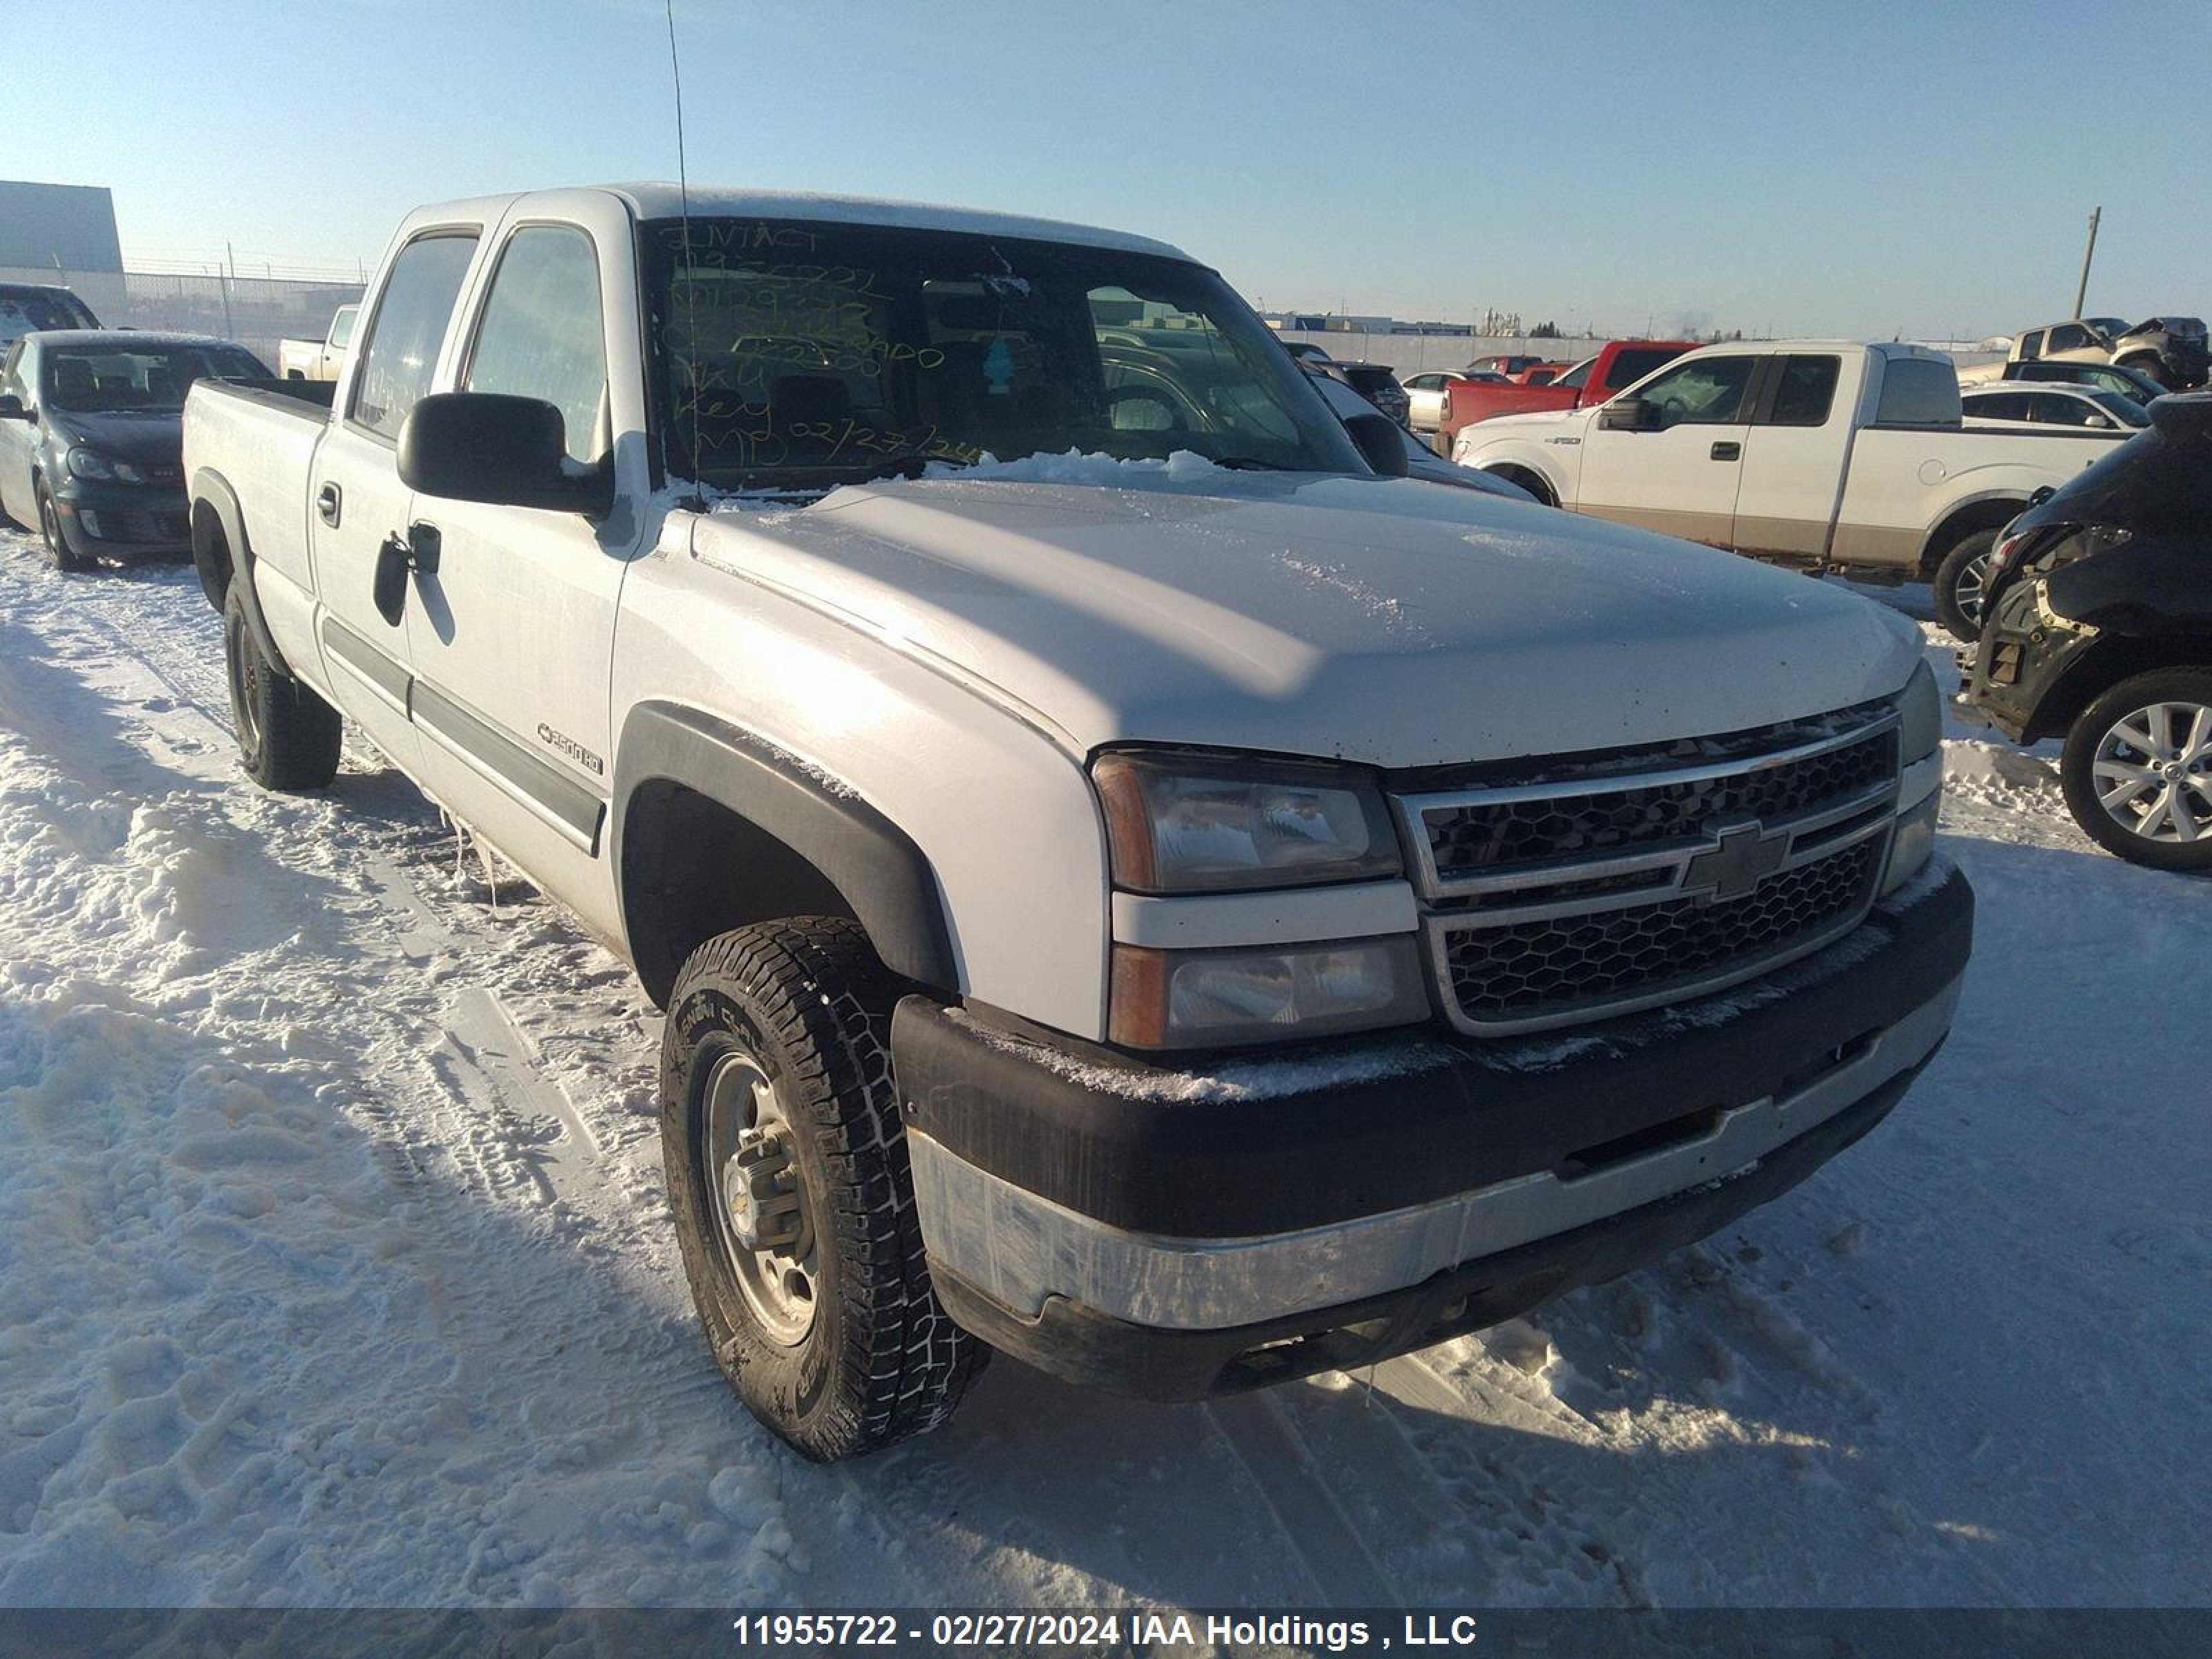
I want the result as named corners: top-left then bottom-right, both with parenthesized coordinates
top-left (182, 377), bottom-right (335, 621)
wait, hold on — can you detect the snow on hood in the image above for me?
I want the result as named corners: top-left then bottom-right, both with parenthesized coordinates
top-left (689, 471), bottom-right (1921, 767)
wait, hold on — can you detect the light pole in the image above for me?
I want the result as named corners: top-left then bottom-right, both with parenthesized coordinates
top-left (2073, 207), bottom-right (2101, 319)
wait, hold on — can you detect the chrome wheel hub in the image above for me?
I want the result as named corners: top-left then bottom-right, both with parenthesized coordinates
top-left (2092, 700), bottom-right (2212, 844)
top-left (702, 1051), bottom-right (818, 1345)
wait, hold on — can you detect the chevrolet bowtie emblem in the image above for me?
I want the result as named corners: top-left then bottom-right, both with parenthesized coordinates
top-left (1681, 820), bottom-right (1790, 903)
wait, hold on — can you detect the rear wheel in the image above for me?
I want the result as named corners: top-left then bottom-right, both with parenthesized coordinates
top-left (1933, 529), bottom-right (1998, 640)
top-left (223, 584), bottom-right (341, 789)
top-left (36, 479), bottom-right (92, 572)
top-left (2059, 670), bottom-right (2212, 871)
top-left (660, 918), bottom-right (985, 1461)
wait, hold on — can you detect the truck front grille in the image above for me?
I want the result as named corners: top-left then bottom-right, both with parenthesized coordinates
top-left (1419, 706), bottom-right (1895, 883)
top-left (1393, 702), bottom-right (1901, 1035)
top-left (1441, 836), bottom-right (1884, 1029)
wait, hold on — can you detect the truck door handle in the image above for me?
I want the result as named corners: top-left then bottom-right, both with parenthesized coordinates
top-left (316, 482), bottom-right (342, 525)
top-left (1709, 441), bottom-right (1741, 461)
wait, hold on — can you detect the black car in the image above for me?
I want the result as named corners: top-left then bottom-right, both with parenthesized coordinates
top-left (1961, 392), bottom-right (2212, 870)
top-left (0, 282), bottom-right (100, 355)
top-left (0, 330), bottom-right (268, 571)
top-left (1282, 340), bottom-right (1412, 428)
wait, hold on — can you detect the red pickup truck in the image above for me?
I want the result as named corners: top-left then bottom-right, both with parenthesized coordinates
top-left (1441, 339), bottom-right (1695, 452)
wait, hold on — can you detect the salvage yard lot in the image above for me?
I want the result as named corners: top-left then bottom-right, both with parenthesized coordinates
top-left (0, 527), bottom-right (2206, 1608)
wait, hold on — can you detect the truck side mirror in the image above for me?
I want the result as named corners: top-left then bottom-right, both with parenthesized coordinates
top-left (1599, 398), bottom-right (1657, 431)
top-left (0, 395), bottom-right (30, 421)
top-left (1342, 411), bottom-right (1411, 478)
top-left (397, 392), bottom-right (613, 516)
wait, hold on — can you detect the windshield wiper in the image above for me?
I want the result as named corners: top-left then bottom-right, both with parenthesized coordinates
top-left (1211, 456), bottom-right (1293, 471)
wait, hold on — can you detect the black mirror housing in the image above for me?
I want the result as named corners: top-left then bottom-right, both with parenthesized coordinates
top-left (0, 394), bottom-right (30, 421)
top-left (1598, 398), bottom-right (1656, 431)
top-left (397, 392), bottom-right (611, 516)
top-left (1343, 411), bottom-right (1410, 478)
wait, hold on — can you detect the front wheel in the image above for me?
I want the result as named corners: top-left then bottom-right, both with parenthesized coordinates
top-left (2059, 670), bottom-right (2212, 871)
top-left (1933, 529), bottom-right (1998, 641)
top-left (660, 918), bottom-right (985, 1461)
top-left (223, 584), bottom-right (341, 789)
top-left (36, 479), bottom-right (92, 572)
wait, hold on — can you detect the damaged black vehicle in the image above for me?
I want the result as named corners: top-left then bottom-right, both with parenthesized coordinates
top-left (1960, 392), bottom-right (2212, 870)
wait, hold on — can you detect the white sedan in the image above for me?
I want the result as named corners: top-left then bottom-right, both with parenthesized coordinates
top-left (1960, 382), bottom-right (2148, 431)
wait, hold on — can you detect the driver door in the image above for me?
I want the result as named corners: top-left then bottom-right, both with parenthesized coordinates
top-left (1574, 353), bottom-right (1759, 548)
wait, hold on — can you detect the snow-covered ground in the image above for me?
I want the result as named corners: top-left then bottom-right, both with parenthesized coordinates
top-left (0, 528), bottom-right (2205, 1610)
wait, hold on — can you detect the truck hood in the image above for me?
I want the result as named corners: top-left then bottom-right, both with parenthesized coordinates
top-left (691, 472), bottom-right (1921, 767)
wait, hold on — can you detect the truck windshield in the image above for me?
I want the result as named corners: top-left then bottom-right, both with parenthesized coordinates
top-left (643, 217), bottom-right (1366, 489)
top-left (43, 343), bottom-right (267, 412)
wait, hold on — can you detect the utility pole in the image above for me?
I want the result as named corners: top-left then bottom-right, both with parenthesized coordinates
top-left (2072, 206), bottom-right (2101, 319)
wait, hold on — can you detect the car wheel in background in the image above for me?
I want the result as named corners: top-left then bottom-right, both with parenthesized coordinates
top-left (35, 479), bottom-right (93, 573)
top-left (223, 584), bottom-right (342, 789)
top-left (2059, 670), bottom-right (2212, 871)
top-left (659, 917), bottom-right (986, 1461)
top-left (1934, 529), bottom-right (1998, 640)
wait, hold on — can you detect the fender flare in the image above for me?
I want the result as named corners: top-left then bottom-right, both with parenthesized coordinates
top-left (611, 700), bottom-right (959, 998)
top-left (190, 467), bottom-right (289, 674)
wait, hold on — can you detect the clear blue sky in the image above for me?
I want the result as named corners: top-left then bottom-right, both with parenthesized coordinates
top-left (15, 0), bottom-right (2209, 338)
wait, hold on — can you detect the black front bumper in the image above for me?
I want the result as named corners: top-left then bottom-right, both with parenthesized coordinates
top-left (52, 482), bottom-right (191, 561)
top-left (928, 1058), bottom-right (1928, 1400)
top-left (895, 868), bottom-right (1973, 1398)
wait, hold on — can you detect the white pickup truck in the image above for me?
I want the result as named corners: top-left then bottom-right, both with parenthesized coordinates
top-left (276, 303), bottom-right (358, 382)
top-left (1455, 340), bottom-right (2126, 635)
top-left (182, 185), bottom-right (1972, 1462)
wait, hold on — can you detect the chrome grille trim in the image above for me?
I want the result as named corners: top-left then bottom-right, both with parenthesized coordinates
top-left (1395, 709), bottom-right (1901, 902)
top-left (1425, 830), bottom-right (1891, 1036)
top-left (1392, 706), bottom-right (1904, 1037)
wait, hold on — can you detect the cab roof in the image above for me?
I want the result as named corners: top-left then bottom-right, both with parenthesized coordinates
top-left (591, 184), bottom-right (1195, 263)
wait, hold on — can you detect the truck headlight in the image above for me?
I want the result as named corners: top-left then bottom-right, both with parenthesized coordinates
top-left (1881, 789), bottom-right (1940, 897)
top-left (1882, 662), bottom-right (1943, 897)
top-left (1108, 937), bottom-right (1429, 1049)
top-left (67, 446), bottom-right (118, 481)
top-left (1091, 751), bottom-right (1400, 894)
top-left (1898, 659), bottom-right (1940, 764)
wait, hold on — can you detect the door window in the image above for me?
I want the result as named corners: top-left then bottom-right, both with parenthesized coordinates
top-left (1969, 393), bottom-right (2030, 421)
top-left (350, 232), bottom-right (479, 441)
top-left (464, 226), bottom-right (609, 465)
top-left (2047, 324), bottom-right (2090, 353)
top-left (1630, 356), bottom-right (1754, 428)
top-left (2018, 330), bottom-right (2045, 361)
top-left (1763, 354), bottom-right (1841, 427)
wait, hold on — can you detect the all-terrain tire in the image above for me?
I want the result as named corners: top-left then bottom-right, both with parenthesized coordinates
top-left (660, 917), bottom-right (986, 1461)
top-left (223, 583), bottom-right (341, 789)
top-left (37, 478), bottom-right (92, 572)
top-left (2059, 668), bottom-right (2212, 872)
top-left (1933, 528), bottom-right (1999, 641)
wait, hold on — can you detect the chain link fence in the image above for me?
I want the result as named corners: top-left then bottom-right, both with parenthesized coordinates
top-left (1, 266), bottom-right (364, 371)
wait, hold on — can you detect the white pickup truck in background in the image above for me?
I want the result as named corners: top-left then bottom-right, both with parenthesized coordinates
top-left (276, 303), bottom-right (358, 381)
top-left (182, 185), bottom-right (1972, 1463)
top-left (1456, 341), bottom-right (2126, 634)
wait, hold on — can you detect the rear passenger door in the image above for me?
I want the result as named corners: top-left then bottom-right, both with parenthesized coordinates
top-left (1731, 351), bottom-right (1844, 562)
top-left (1575, 353), bottom-right (1756, 546)
top-left (308, 226), bottom-right (482, 772)
top-left (398, 200), bottom-right (648, 941)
